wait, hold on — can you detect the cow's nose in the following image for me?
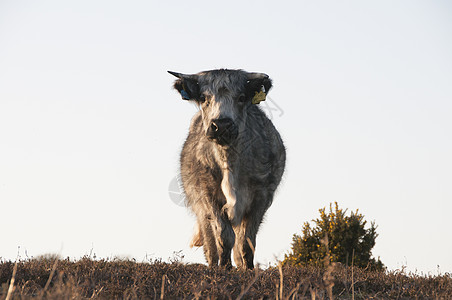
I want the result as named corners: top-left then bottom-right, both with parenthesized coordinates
top-left (211, 118), bottom-right (233, 133)
top-left (207, 118), bottom-right (238, 145)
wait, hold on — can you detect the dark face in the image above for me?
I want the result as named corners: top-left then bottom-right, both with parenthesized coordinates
top-left (169, 69), bottom-right (272, 146)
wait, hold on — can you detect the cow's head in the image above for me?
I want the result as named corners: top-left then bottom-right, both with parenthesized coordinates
top-left (169, 69), bottom-right (272, 146)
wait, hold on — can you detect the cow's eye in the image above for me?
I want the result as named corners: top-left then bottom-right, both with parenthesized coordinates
top-left (238, 94), bottom-right (246, 103)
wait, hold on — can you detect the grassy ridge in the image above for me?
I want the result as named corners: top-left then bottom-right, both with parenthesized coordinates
top-left (0, 256), bottom-right (451, 299)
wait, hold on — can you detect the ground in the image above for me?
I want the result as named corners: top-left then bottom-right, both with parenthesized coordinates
top-left (1, 256), bottom-right (451, 299)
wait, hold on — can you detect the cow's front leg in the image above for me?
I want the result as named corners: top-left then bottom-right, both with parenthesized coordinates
top-left (233, 219), bottom-right (256, 270)
top-left (234, 190), bottom-right (272, 269)
top-left (211, 210), bottom-right (235, 268)
top-left (197, 214), bottom-right (219, 267)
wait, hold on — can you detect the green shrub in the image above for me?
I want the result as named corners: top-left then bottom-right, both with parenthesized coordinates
top-left (283, 202), bottom-right (384, 270)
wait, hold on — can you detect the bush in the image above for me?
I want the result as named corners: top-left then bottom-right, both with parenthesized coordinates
top-left (283, 202), bottom-right (384, 270)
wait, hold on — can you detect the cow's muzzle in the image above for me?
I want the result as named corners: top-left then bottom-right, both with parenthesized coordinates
top-left (206, 118), bottom-right (238, 146)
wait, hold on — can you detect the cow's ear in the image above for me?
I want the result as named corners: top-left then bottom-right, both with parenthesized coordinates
top-left (168, 71), bottom-right (200, 101)
top-left (245, 73), bottom-right (272, 103)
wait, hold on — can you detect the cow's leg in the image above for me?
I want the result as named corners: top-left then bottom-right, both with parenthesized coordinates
top-left (211, 210), bottom-right (235, 268)
top-left (198, 214), bottom-right (219, 267)
top-left (198, 208), bottom-right (235, 268)
top-left (233, 218), bottom-right (256, 270)
top-left (234, 191), bottom-right (272, 269)
top-left (233, 224), bottom-right (247, 269)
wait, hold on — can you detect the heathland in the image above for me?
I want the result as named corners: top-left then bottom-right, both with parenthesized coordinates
top-left (1, 255), bottom-right (451, 299)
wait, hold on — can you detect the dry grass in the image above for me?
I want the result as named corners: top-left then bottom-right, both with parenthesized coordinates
top-left (0, 255), bottom-right (451, 299)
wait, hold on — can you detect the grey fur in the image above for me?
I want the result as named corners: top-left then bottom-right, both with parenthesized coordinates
top-left (169, 69), bottom-right (285, 269)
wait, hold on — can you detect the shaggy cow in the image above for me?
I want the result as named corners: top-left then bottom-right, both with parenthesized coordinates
top-left (169, 69), bottom-right (285, 269)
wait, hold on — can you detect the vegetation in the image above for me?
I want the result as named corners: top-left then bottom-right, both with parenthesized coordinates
top-left (283, 202), bottom-right (384, 271)
top-left (1, 256), bottom-right (451, 299)
top-left (2, 204), bottom-right (449, 298)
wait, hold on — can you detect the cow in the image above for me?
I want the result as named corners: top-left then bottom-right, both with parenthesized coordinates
top-left (168, 69), bottom-right (285, 269)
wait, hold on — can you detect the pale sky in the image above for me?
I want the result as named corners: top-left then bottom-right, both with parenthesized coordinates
top-left (1, 0), bottom-right (451, 274)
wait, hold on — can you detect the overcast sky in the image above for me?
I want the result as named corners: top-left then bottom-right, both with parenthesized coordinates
top-left (1, 0), bottom-right (451, 273)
